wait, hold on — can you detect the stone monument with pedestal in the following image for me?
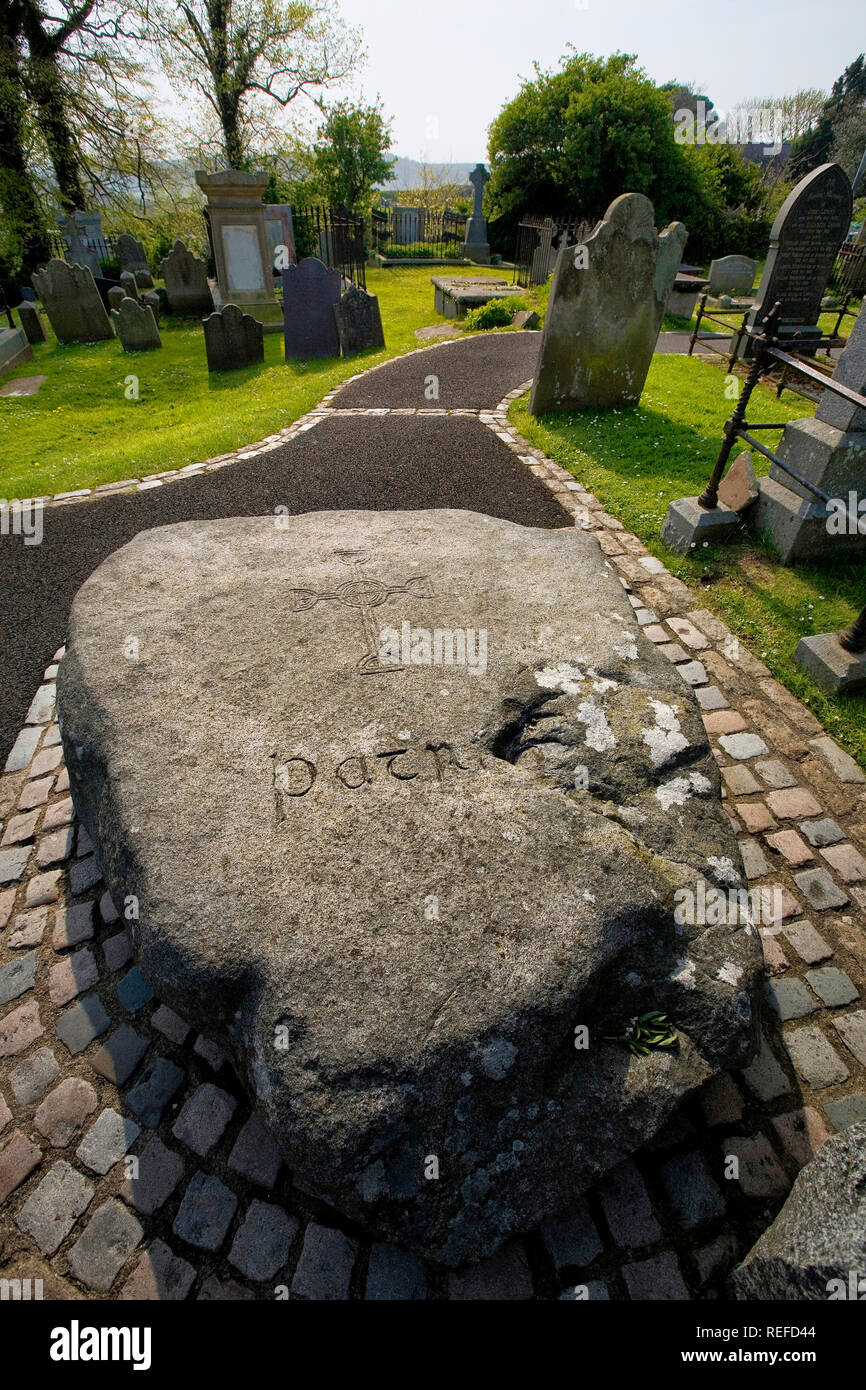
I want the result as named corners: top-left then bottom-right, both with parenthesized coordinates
top-left (462, 165), bottom-right (491, 264)
top-left (195, 170), bottom-right (282, 333)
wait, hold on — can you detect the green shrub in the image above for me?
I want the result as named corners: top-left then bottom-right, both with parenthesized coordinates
top-left (464, 297), bottom-right (527, 330)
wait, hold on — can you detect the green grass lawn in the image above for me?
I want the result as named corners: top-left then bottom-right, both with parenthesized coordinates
top-left (0, 265), bottom-right (507, 501)
top-left (510, 354), bottom-right (866, 768)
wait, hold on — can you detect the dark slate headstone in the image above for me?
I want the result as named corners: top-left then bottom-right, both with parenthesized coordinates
top-left (203, 303), bottom-right (264, 372)
top-left (162, 240), bottom-right (214, 316)
top-left (107, 286), bottom-right (127, 312)
top-left (93, 277), bottom-right (123, 313)
top-left (333, 285), bottom-right (385, 356)
top-left (18, 301), bottom-right (46, 345)
top-left (32, 260), bottom-right (114, 344)
top-left (282, 257), bottom-right (341, 359)
top-left (111, 297), bottom-right (162, 352)
top-left (746, 163), bottom-right (852, 345)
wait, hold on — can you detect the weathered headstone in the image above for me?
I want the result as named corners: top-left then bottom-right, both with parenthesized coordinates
top-left (731, 1122), bottom-right (866, 1299)
top-left (119, 271), bottom-right (140, 301)
top-left (111, 297), bottom-right (162, 352)
top-left (67, 234), bottom-right (101, 279)
top-left (530, 192), bottom-right (687, 414)
top-left (161, 240), bottom-right (214, 316)
top-left (142, 290), bottom-right (161, 323)
top-left (32, 260), bottom-right (114, 344)
top-left (116, 232), bottom-right (151, 280)
top-left (107, 286), bottom-right (127, 312)
top-left (333, 284), bottom-right (385, 355)
top-left (282, 257), bottom-right (341, 359)
top-left (263, 204), bottom-right (296, 270)
top-left (708, 254), bottom-right (757, 297)
top-left (202, 302), bottom-right (263, 371)
top-left (18, 301), bottom-right (46, 345)
top-left (57, 508), bottom-right (762, 1266)
top-left (743, 163), bottom-right (852, 351)
top-left (751, 298), bottom-right (866, 561)
top-left (462, 164), bottom-right (491, 264)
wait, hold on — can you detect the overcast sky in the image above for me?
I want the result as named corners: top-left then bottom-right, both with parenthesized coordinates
top-left (328, 0), bottom-right (865, 163)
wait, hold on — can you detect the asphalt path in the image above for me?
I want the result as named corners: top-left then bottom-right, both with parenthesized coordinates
top-left (333, 330), bottom-right (541, 409)
top-left (0, 383), bottom-right (570, 766)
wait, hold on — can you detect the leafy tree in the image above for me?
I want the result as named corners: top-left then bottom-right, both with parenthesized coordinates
top-left (311, 98), bottom-right (395, 209)
top-left (487, 51), bottom-right (692, 229)
top-left (789, 54), bottom-right (866, 178)
top-left (0, 1), bottom-right (50, 276)
top-left (145, 0), bottom-right (362, 169)
top-left (661, 80), bottom-right (715, 124)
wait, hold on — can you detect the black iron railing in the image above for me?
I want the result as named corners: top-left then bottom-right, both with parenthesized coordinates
top-left (688, 292), bottom-right (751, 369)
top-left (696, 301), bottom-right (866, 654)
top-left (513, 215), bottom-right (594, 288)
top-left (46, 229), bottom-right (119, 268)
top-left (292, 205), bottom-right (366, 288)
top-left (370, 206), bottom-right (465, 261)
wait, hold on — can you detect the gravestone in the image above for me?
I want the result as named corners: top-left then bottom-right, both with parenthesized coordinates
top-left (529, 218), bottom-right (557, 286)
top-left (108, 286), bottom-right (127, 312)
top-left (92, 276), bottom-right (122, 313)
top-left (195, 170), bottom-right (282, 331)
top-left (202, 302), bottom-right (263, 371)
top-left (751, 299), bottom-right (866, 562)
top-left (119, 271), bottom-right (140, 300)
top-left (60, 210), bottom-right (104, 248)
top-left (392, 206), bottom-right (425, 244)
top-left (32, 259), bottom-right (114, 344)
top-left (111, 297), bottom-right (162, 352)
top-left (462, 164), bottom-right (491, 264)
top-left (116, 232), bottom-right (152, 287)
top-left (282, 257), bottom-right (341, 359)
top-left (142, 290), bottom-right (161, 323)
top-left (67, 233), bottom-right (101, 279)
top-left (334, 284), bottom-right (385, 355)
top-left (708, 254), bottom-right (757, 296)
top-left (743, 163), bottom-right (852, 352)
top-left (530, 192), bottom-right (687, 414)
top-left (161, 240), bottom-right (214, 316)
top-left (18, 301), bottom-right (46, 345)
top-left (264, 204), bottom-right (296, 271)
top-left (57, 507), bottom-right (762, 1266)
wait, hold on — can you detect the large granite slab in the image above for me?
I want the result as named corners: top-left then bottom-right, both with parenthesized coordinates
top-left (57, 509), bottom-right (762, 1265)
